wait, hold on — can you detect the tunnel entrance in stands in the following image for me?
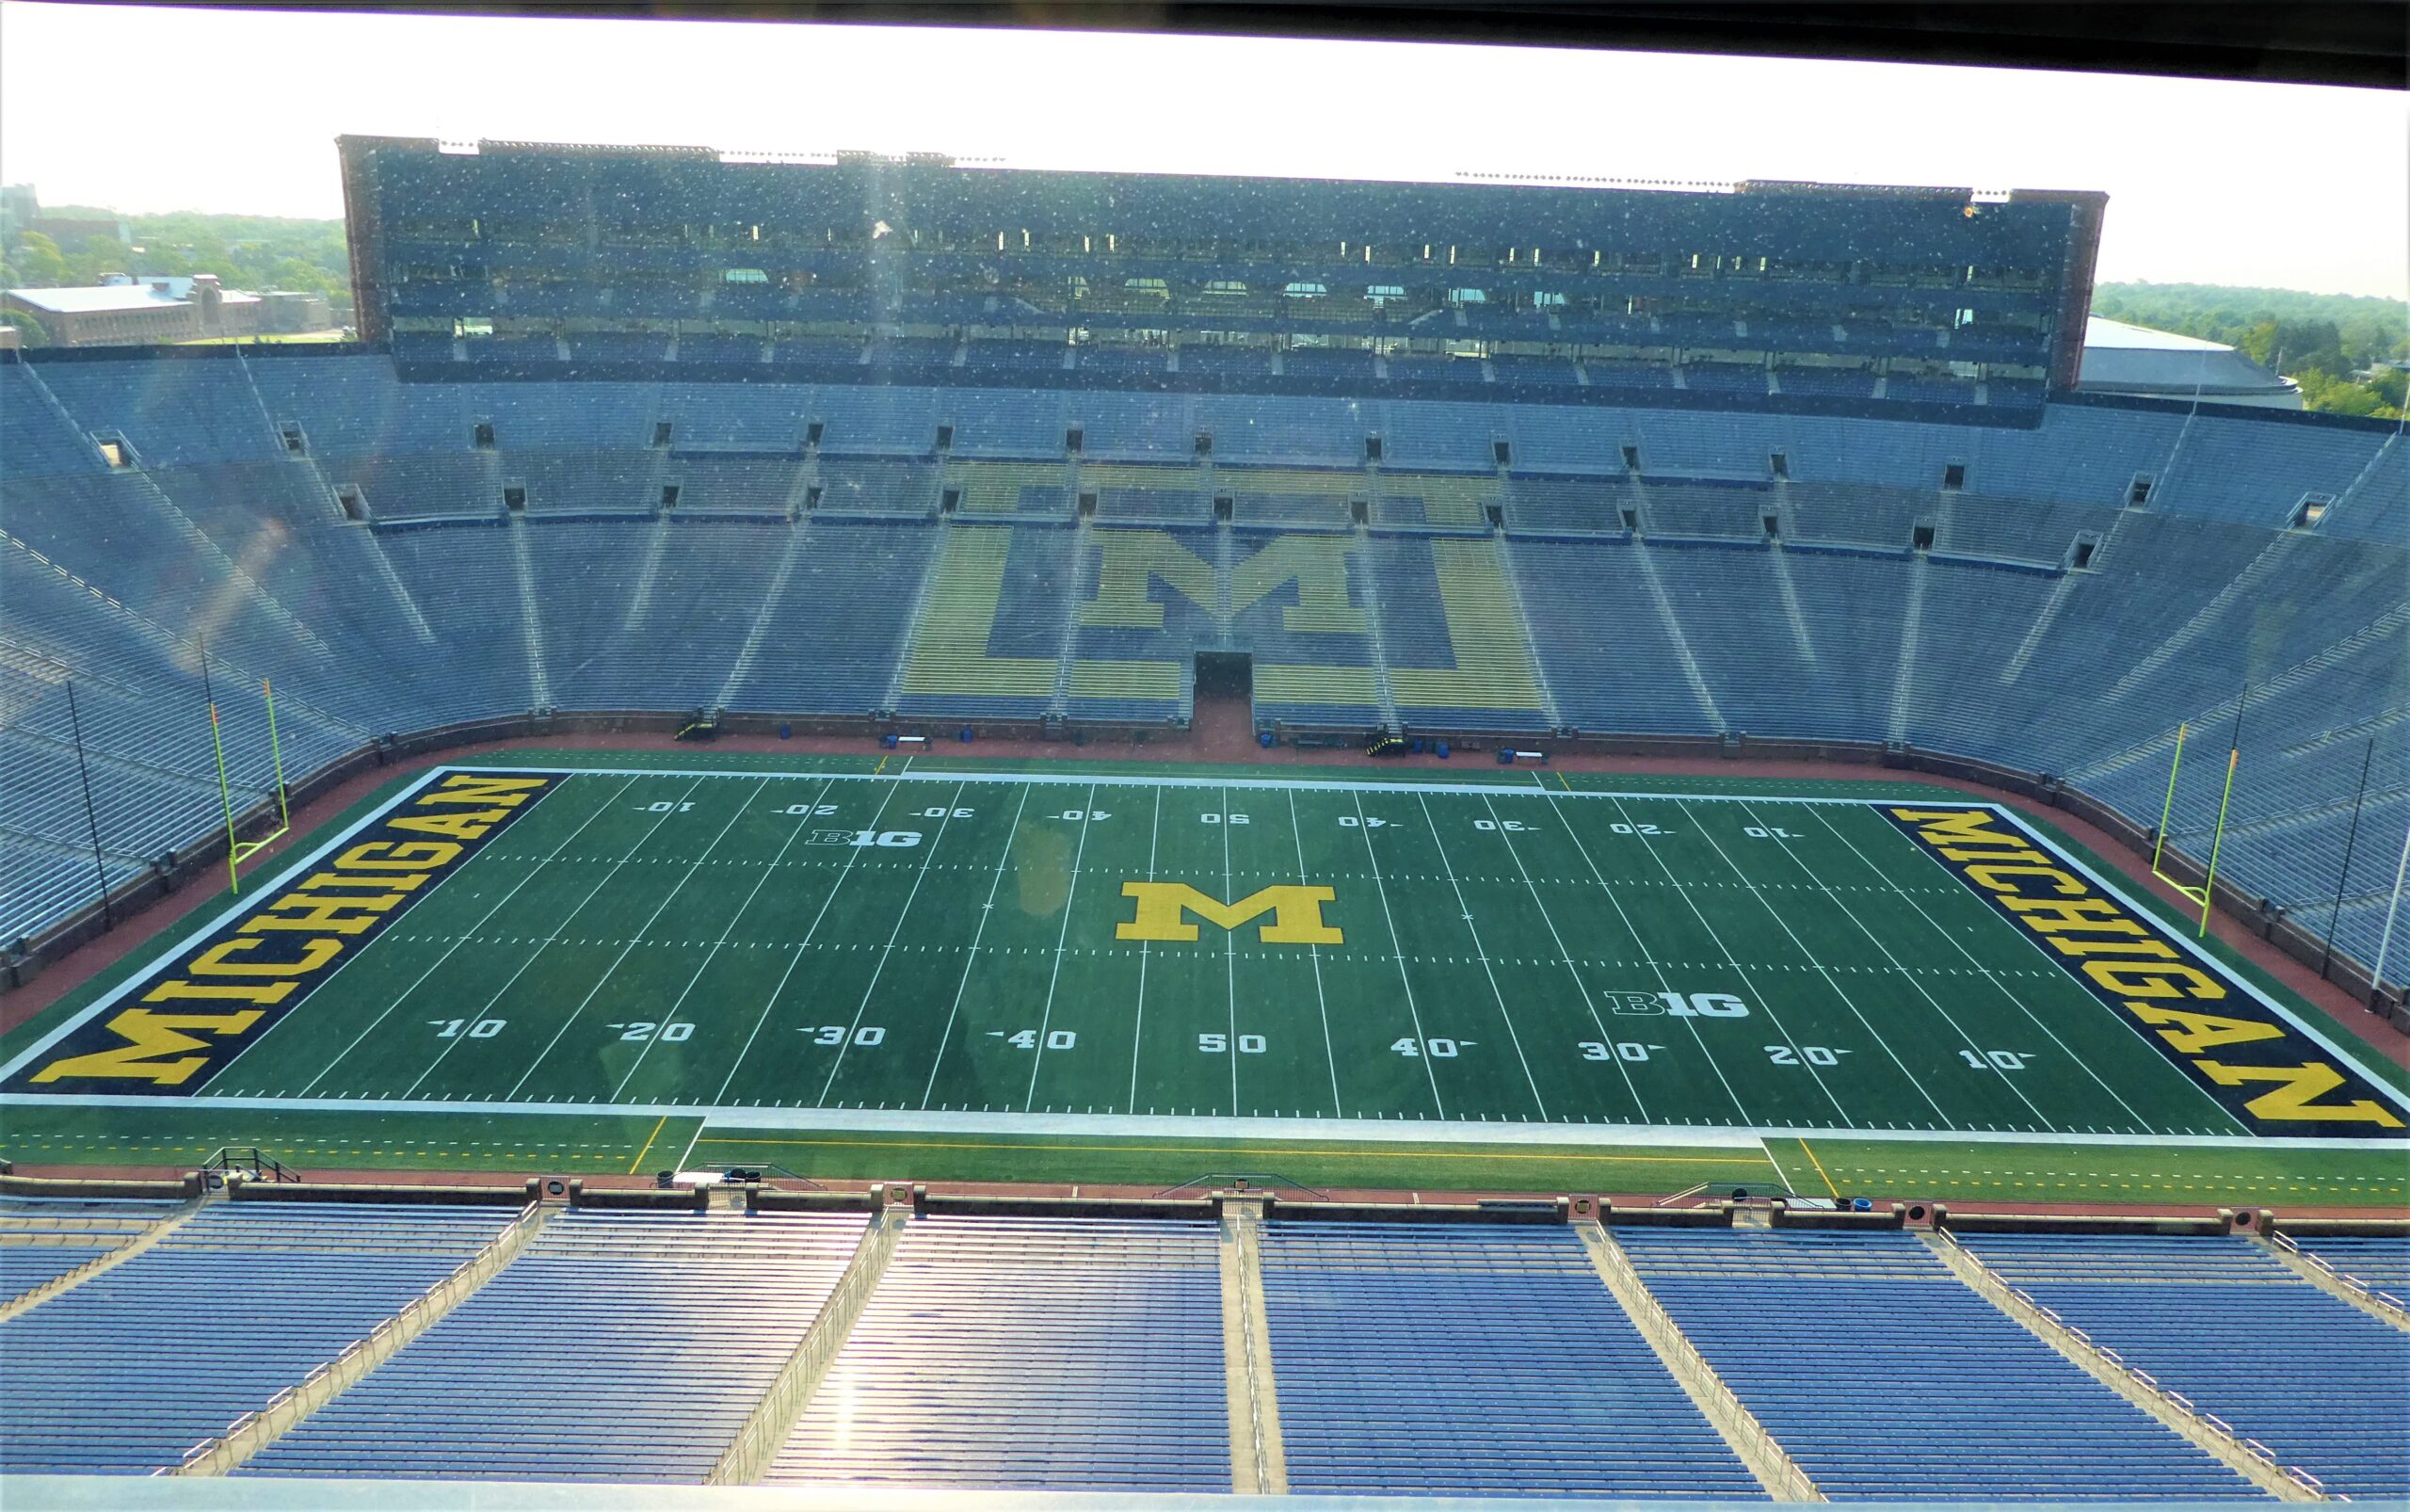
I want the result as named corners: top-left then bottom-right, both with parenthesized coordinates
top-left (1190, 651), bottom-right (1255, 749)
top-left (1194, 651), bottom-right (1253, 702)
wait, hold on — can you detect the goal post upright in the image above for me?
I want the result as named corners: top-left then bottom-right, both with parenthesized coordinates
top-left (264, 678), bottom-right (290, 832)
top-left (210, 701), bottom-right (241, 893)
top-left (2151, 719), bottom-right (2188, 878)
top-left (212, 677), bottom-right (295, 894)
top-left (2196, 747), bottom-right (2239, 937)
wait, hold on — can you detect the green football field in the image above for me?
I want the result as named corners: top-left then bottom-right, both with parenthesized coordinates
top-left (8, 754), bottom-right (2403, 1187)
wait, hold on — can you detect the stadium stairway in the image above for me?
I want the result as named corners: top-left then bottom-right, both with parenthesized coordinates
top-left (1218, 1197), bottom-right (1289, 1495)
top-left (1612, 1225), bottom-right (2262, 1501)
top-left (766, 1214), bottom-right (1233, 1493)
top-left (0, 1197), bottom-right (195, 1323)
top-left (1953, 1231), bottom-right (2410, 1500)
top-left (710, 1203), bottom-right (904, 1486)
top-left (12, 1187), bottom-right (2410, 1497)
top-left (1922, 1228), bottom-right (2321, 1500)
top-left (245, 1206), bottom-right (868, 1484)
top-left (1579, 1219), bottom-right (1820, 1500)
top-left (191, 1197), bottom-right (553, 1476)
top-left (6, 357), bottom-right (2407, 975)
top-left (2256, 1227), bottom-right (2410, 1328)
top-left (0, 1198), bottom-right (527, 1475)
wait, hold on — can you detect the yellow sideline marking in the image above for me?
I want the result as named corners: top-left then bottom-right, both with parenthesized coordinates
top-left (1798, 1137), bottom-right (1840, 1198)
top-left (694, 1136), bottom-right (1769, 1166)
top-left (627, 1115), bottom-right (670, 1175)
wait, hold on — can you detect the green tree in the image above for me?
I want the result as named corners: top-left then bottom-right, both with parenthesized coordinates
top-left (63, 233), bottom-right (131, 285)
top-left (2099, 282), bottom-right (2406, 417)
top-left (10, 231), bottom-right (70, 287)
top-left (0, 310), bottom-right (48, 346)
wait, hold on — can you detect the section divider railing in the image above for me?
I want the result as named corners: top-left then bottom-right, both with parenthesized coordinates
top-left (1920, 1228), bottom-right (2322, 1501)
top-left (174, 1199), bottom-right (554, 1476)
top-left (709, 1198), bottom-right (904, 1486)
top-left (1576, 1218), bottom-right (1823, 1502)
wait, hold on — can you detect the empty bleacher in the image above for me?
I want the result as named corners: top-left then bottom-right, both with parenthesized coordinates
top-left (0, 1198), bottom-right (183, 1308)
top-left (1961, 1232), bottom-right (2410, 1500)
top-left (1261, 1221), bottom-right (1759, 1498)
top-left (770, 1215), bottom-right (1229, 1491)
top-left (1614, 1227), bottom-right (2257, 1501)
top-left (2286, 1232), bottom-right (2410, 1313)
top-left (0, 1189), bottom-right (2403, 1496)
top-left (244, 1209), bottom-right (867, 1483)
top-left (4, 351), bottom-right (2403, 972)
top-left (0, 1201), bottom-right (517, 1474)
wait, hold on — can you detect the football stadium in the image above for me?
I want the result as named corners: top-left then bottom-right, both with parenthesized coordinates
top-left (3, 45), bottom-right (2408, 1508)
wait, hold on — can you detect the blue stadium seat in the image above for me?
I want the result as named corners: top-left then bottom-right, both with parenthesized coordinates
top-left (1614, 1227), bottom-right (2257, 1501)
top-left (769, 1216), bottom-right (1230, 1491)
top-left (0, 1202), bottom-right (518, 1474)
top-left (1962, 1233), bottom-right (2410, 1500)
top-left (1261, 1222), bottom-right (1759, 1497)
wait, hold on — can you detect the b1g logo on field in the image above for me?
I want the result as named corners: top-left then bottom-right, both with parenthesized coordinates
top-left (1116, 882), bottom-right (1342, 945)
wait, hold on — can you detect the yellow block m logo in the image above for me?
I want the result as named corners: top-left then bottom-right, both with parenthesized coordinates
top-left (1117, 882), bottom-right (1342, 944)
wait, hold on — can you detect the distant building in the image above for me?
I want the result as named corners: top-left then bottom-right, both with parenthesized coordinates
top-left (28, 215), bottom-right (131, 249)
top-left (0, 184), bottom-right (36, 239)
top-left (2078, 315), bottom-right (2301, 410)
top-left (3, 274), bottom-right (332, 347)
top-left (2, 185), bottom-right (129, 252)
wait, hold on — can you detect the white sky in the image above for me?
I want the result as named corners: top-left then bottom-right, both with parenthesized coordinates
top-left (3, 2), bottom-right (2403, 299)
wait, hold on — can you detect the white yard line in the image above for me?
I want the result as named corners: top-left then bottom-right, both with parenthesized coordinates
top-left (1812, 805), bottom-right (2169, 1137)
top-left (1674, 797), bottom-right (1956, 1131)
top-left (609, 776), bottom-right (840, 1102)
top-left (1531, 780), bottom-right (1755, 1127)
top-left (1221, 783), bottom-right (1240, 1115)
top-left (1021, 783), bottom-right (1100, 1112)
top-left (286, 773), bottom-right (639, 1099)
top-left (436, 761), bottom-right (1971, 805)
top-left (1759, 1138), bottom-right (1801, 1196)
top-left (1125, 787), bottom-right (1164, 1115)
top-left (498, 778), bottom-right (762, 1102)
top-left (1599, 794), bottom-right (1857, 1128)
top-left (1824, 805), bottom-right (2250, 1137)
top-left (714, 779), bottom-right (910, 1105)
top-left (17, 1086), bottom-right (2390, 1151)
top-left (1350, 790), bottom-right (1448, 1118)
top-left (1478, 792), bottom-right (1648, 1122)
top-left (923, 784), bottom-right (1036, 1110)
top-left (1413, 792), bottom-right (1550, 1120)
top-left (1287, 787), bottom-right (1346, 1118)
top-left (1730, 797), bottom-right (2059, 1135)
top-left (814, 781), bottom-right (969, 1102)
top-left (395, 775), bottom-right (712, 1100)
top-left (0, 764), bottom-right (458, 1088)
top-left (1990, 804), bottom-right (2409, 1127)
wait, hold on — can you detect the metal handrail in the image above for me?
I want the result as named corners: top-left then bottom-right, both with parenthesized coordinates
top-left (2271, 1230), bottom-right (2410, 1322)
top-left (1586, 1226), bottom-right (1821, 1502)
top-left (1964, 1239), bottom-right (2319, 1493)
top-left (177, 1200), bottom-right (542, 1472)
top-left (710, 1207), bottom-right (900, 1485)
top-left (1158, 1171), bottom-right (1329, 1200)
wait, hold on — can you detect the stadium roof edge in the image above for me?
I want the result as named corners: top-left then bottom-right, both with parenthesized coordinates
top-left (337, 135), bottom-right (2094, 205)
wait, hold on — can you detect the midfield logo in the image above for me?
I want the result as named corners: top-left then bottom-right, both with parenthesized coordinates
top-left (1116, 882), bottom-right (1342, 944)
